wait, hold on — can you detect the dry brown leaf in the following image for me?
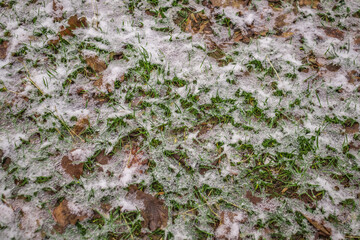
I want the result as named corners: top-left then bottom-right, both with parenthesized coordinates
top-left (347, 70), bottom-right (360, 84)
top-left (52, 0), bottom-right (63, 22)
top-left (299, 0), bottom-right (320, 8)
top-left (85, 56), bottom-right (107, 73)
top-left (321, 27), bottom-right (344, 41)
top-left (279, 31), bottom-right (294, 38)
top-left (68, 15), bottom-right (88, 30)
top-left (216, 211), bottom-right (247, 239)
top-left (61, 155), bottom-right (84, 179)
top-left (245, 191), bottom-right (262, 205)
top-left (59, 26), bottom-right (74, 37)
top-left (126, 145), bottom-right (148, 168)
top-left (129, 186), bottom-right (168, 231)
top-left (174, 8), bottom-right (213, 35)
top-left (275, 14), bottom-right (288, 28)
top-left (2, 157), bottom-right (11, 171)
top-left (354, 36), bottom-right (360, 45)
top-left (72, 118), bottom-right (89, 135)
top-left (0, 40), bottom-right (9, 59)
top-left (95, 149), bottom-right (112, 165)
top-left (344, 121), bottom-right (359, 134)
top-left (325, 63), bottom-right (341, 72)
top-left (302, 213), bottom-right (332, 237)
top-left (53, 199), bottom-right (88, 233)
top-left (210, 0), bottom-right (250, 8)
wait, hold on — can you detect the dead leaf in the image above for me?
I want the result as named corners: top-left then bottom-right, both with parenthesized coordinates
top-left (233, 30), bottom-right (244, 42)
top-left (302, 213), bottom-right (332, 237)
top-left (129, 186), bottom-right (168, 231)
top-left (321, 27), bottom-right (344, 41)
top-left (354, 36), bottom-right (360, 45)
top-left (0, 40), bottom-right (9, 59)
top-left (303, 51), bottom-right (321, 70)
top-left (68, 15), bottom-right (88, 30)
top-left (126, 145), bottom-right (148, 168)
top-left (2, 157), bottom-right (11, 171)
top-left (278, 31), bottom-right (294, 38)
top-left (325, 63), bottom-right (341, 72)
top-left (59, 26), bottom-right (74, 37)
top-left (95, 149), bottom-right (112, 165)
top-left (52, 0), bottom-right (63, 22)
top-left (93, 76), bottom-right (103, 87)
top-left (299, 0), bottom-right (320, 8)
top-left (174, 8), bottom-right (213, 35)
top-left (48, 37), bottom-right (60, 46)
top-left (275, 14), bottom-right (288, 28)
top-left (29, 132), bottom-right (41, 144)
top-left (61, 155), bottom-right (84, 179)
top-left (0, 149), bottom-right (3, 159)
top-left (53, 199), bottom-right (88, 233)
top-left (85, 56), bottom-right (107, 73)
top-left (245, 191), bottom-right (262, 205)
top-left (72, 118), bottom-right (89, 135)
top-left (216, 211), bottom-right (247, 239)
top-left (109, 52), bottom-right (124, 61)
top-left (349, 141), bottom-right (360, 151)
top-left (344, 121), bottom-right (359, 134)
top-left (210, 0), bottom-right (251, 8)
top-left (206, 39), bottom-right (225, 60)
top-left (347, 70), bottom-right (360, 84)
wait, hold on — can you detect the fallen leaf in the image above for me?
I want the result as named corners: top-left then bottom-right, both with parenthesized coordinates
top-left (129, 186), bottom-right (168, 231)
top-left (344, 121), bottom-right (359, 134)
top-left (299, 0), bottom-right (320, 8)
top-left (275, 14), bottom-right (288, 28)
top-left (68, 15), bottom-right (88, 30)
top-left (59, 26), bottom-right (74, 37)
top-left (245, 191), bottom-right (262, 205)
top-left (279, 31), bottom-right (294, 38)
top-left (0, 149), bottom-right (3, 159)
top-left (210, 0), bottom-right (251, 8)
top-left (53, 199), bottom-right (88, 233)
top-left (2, 157), bottom-right (11, 171)
top-left (93, 76), bottom-right (103, 87)
top-left (216, 211), bottom-right (247, 239)
top-left (95, 149), bottom-right (112, 165)
top-left (354, 36), bottom-right (360, 45)
top-left (61, 155), bottom-right (84, 179)
top-left (347, 70), bottom-right (360, 84)
top-left (321, 27), bottom-right (344, 41)
top-left (325, 63), bottom-right (341, 72)
top-left (0, 40), bottom-right (9, 59)
top-left (48, 38), bottom-right (60, 46)
top-left (109, 52), bottom-right (124, 61)
top-left (29, 132), bottom-right (41, 144)
top-left (302, 213), bottom-right (332, 237)
top-left (52, 0), bottom-right (63, 22)
top-left (72, 118), bottom-right (89, 135)
top-left (85, 56), bottom-right (107, 73)
top-left (174, 8), bottom-right (213, 35)
top-left (349, 141), bottom-right (360, 151)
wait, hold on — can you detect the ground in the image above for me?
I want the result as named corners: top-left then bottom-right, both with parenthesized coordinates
top-left (0, 0), bottom-right (360, 239)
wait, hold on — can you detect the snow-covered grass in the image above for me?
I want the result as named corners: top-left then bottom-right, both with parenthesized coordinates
top-left (0, 0), bottom-right (360, 239)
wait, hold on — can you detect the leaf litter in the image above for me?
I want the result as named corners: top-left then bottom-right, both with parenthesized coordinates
top-left (0, 0), bottom-right (360, 239)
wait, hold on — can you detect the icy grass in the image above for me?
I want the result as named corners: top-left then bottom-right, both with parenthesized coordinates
top-left (0, 0), bottom-right (360, 239)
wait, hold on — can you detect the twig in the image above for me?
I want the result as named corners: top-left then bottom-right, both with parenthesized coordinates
top-left (22, 62), bottom-right (44, 95)
top-left (52, 109), bottom-right (84, 142)
top-left (121, 213), bottom-right (134, 240)
top-left (266, 56), bottom-right (281, 82)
